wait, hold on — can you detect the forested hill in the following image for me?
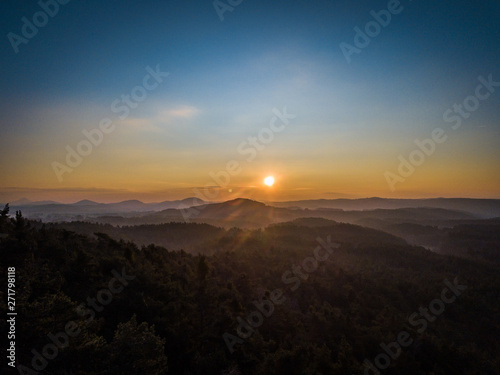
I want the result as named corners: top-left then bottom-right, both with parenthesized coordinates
top-left (44, 219), bottom-right (406, 254)
top-left (1, 212), bottom-right (499, 374)
top-left (47, 217), bottom-right (500, 264)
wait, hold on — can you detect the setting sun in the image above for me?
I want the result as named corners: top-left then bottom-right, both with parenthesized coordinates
top-left (264, 176), bottom-right (275, 187)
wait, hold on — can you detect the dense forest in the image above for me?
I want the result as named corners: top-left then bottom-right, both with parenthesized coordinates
top-left (1, 207), bottom-right (499, 374)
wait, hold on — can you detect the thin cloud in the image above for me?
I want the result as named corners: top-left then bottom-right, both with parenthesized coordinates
top-left (116, 105), bottom-right (200, 134)
top-left (166, 105), bottom-right (199, 119)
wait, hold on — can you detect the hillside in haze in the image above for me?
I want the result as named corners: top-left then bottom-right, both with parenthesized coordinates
top-left (48, 217), bottom-right (406, 255)
top-left (32, 196), bottom-right (498, 265)
top-left (7, 197), bottom-right (500, 223)
top-left (270, 198), bottom-right (500, 218)
top-left (75, 198), bottom-right (481, 228)
top-left (10, 197), bottom-right (499, 263)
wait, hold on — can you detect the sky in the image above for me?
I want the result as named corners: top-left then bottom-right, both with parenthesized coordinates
top-left (0, 0), bottom-right (499, 203)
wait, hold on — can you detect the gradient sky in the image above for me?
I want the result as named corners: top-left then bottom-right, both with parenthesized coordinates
top-left (1, 0), bottom-right (499, 203)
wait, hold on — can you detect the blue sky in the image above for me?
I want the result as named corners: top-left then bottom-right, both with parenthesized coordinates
top-left (0, 0), bottom-right (499, 202)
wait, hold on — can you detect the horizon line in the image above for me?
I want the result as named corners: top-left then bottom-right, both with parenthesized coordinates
top-left (3, 195), bottom-right (500, 206)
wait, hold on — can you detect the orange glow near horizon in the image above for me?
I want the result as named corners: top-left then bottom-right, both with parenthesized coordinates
top-left (1, 146), bottom-right (500, 203)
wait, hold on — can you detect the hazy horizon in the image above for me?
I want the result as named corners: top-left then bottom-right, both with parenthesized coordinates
top-left (2, 189), bottom-right (500, 206)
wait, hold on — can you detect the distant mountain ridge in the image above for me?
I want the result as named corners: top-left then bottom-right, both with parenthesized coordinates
top-left (269, 197), bottom-right (500, 218)
top-left (2, 197), bottom-right (207, 220)
top-left (73, 199), bottom-right (101, 206)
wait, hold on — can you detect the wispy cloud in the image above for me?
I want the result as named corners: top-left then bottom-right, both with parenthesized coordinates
top-left (117, 105), bottom-right (200, 134)
top-left (163, 105), bottom-right (199, 119)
